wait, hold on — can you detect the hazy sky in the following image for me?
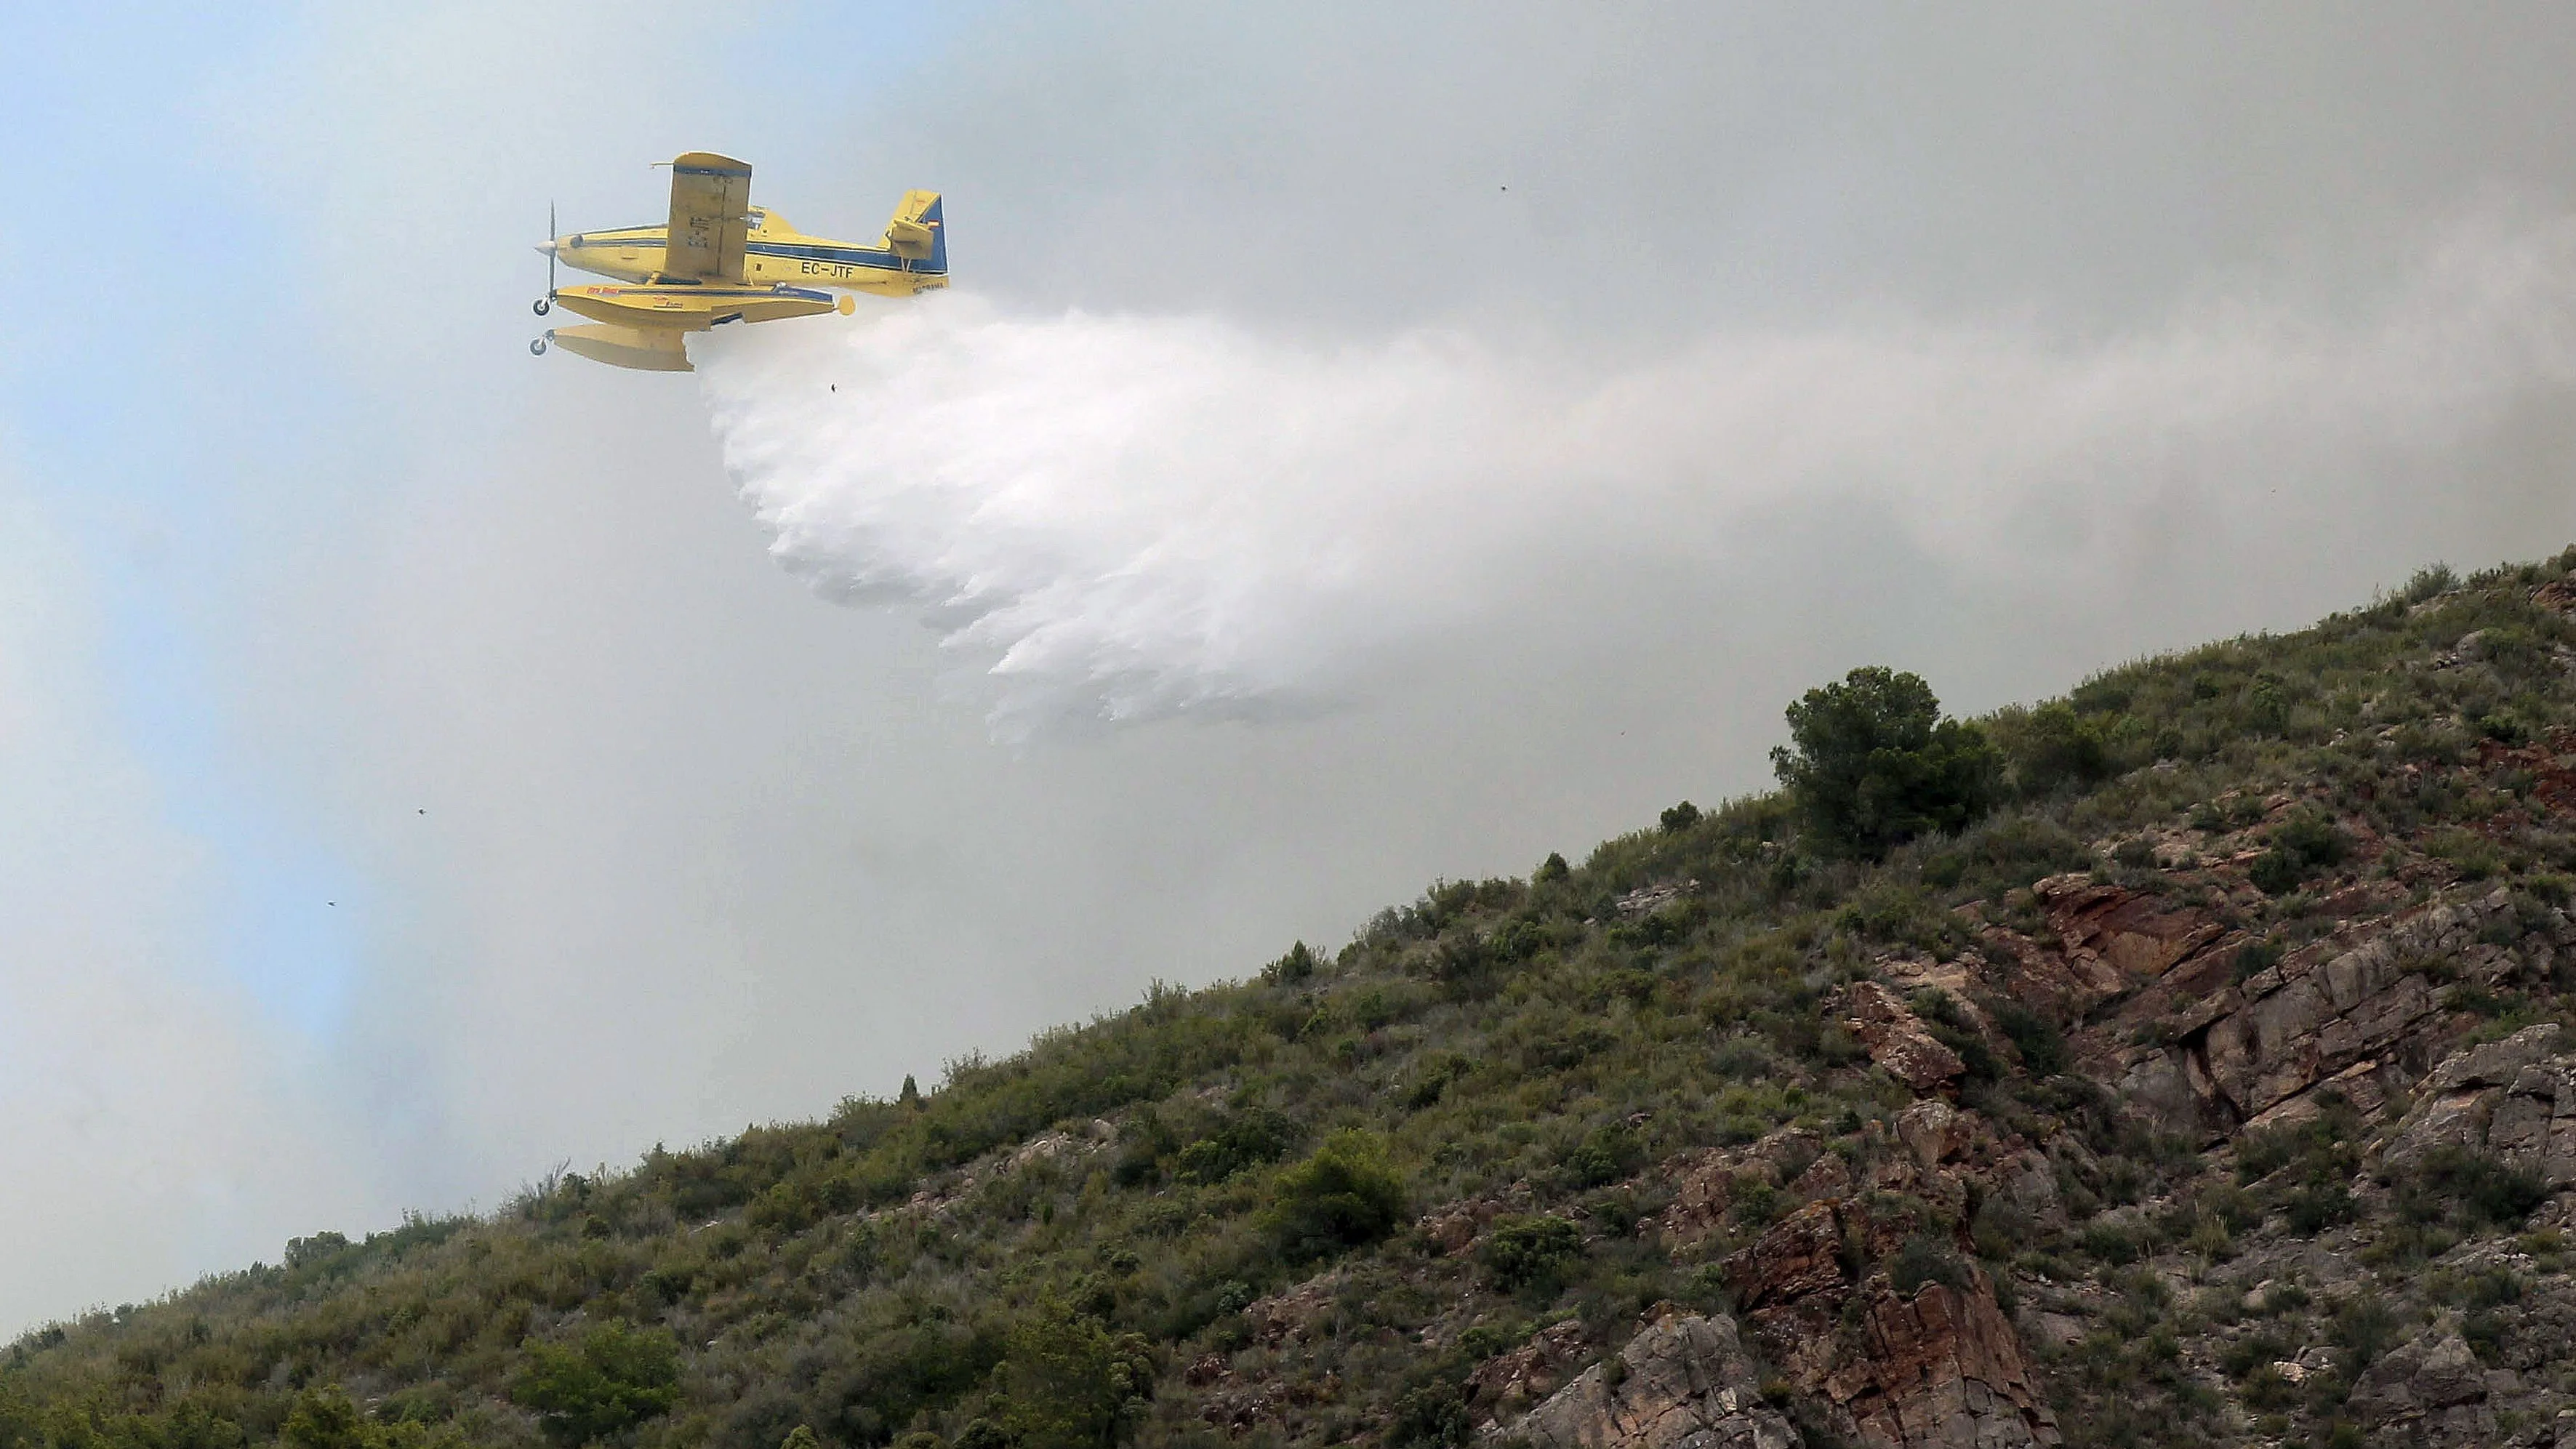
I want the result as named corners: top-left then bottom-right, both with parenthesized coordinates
top-left (6, 1), bottom-right (2576, 1328)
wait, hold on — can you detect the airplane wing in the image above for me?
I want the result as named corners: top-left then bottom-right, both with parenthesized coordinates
top-left (663, 153), bottom-right (753, 281)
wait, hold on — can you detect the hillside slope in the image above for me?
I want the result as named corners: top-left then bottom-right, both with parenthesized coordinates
top-left (15, 553), bottom-right (2576, 1449)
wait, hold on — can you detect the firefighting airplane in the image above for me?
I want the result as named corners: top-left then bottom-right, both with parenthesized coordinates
top-left (530, 152), bottom-right (946, 372)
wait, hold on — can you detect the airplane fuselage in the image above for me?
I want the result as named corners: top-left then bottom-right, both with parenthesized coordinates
top-left (551, 209), bottom-right (948, 300)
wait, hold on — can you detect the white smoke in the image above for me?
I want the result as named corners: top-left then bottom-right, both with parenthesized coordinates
top-left (696, 215), bottom-right (2576, 736)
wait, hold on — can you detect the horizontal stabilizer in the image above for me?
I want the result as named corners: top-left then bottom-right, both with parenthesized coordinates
top-left (883, 190), bottom-right (944, 264)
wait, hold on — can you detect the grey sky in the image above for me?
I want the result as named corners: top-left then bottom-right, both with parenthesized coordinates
top-left (4, 2), bottom-right (2576, 1328)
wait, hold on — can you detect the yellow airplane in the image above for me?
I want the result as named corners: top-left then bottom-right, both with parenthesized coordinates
top-left (531, 152), bottom-right (947, 372)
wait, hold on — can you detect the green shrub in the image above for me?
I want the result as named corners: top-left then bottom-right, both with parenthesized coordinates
top-left (1561, 1123), bottom-right (1642, 1189)
top-left (282, 1386), bottom-right (398, 1449)
top-left (990, 1298), bottom-right (1154, 1449)
top-left (1266, 942), bottom-right (1320, 984)
top-left (1661, 801), bottom-right (1702, 832)
top-left (1887, 1234), bottom-right (1971, 1296)
top-left (2270, 812), bottom-right (2350, 872)
top-left (1261, 1130), bottom-right (1408, 1262)
top-left (2231, 938), bottom-right (2283, 983)
top-left (1924, 814), bottom-right (2094, 902)
top-left (2403, 562), bottom-right (2457, 603)
top-left (2239, 1364), bottom-right (2300, 1411)
top-left (2075, 1223), bottom-right (2139, 1265)
top-left (2398, 1147), bottom-right (2548, 1229)
top-left (1480, 1215), bottom-right (1584, 1298)
top-left (2220, 1328), bottom-right (2291, 1380)
top-left (1991, 1001), bottom-right (2066, 1076)
top-left (2247, 850), bottom-right (2302, 895)
top-left (2330, 1295), bottom-right (2400, 1376)
top-left (1387, 1384), bottom-right (1470, 1449)
top-left (1999, 701), bottom-right (2114, 795)
top-left (1173, 1108), bottom-right (1299, 1185)
top-left (1771, 667), bottom-right (2004, 859)
top-left (2282, 1182), bottom-right (2357, 1236)
top-left (510, 1322), bottom-right (683, 1448)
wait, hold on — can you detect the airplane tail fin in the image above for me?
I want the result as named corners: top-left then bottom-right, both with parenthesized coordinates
top-left (883, 190), bottom-right (947, 275)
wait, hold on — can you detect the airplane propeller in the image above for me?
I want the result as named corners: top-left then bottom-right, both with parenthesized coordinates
top-left (532, 201), bottom-right (557, 317)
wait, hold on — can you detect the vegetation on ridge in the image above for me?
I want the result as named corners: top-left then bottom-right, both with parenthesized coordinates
top-left (9, 551), bottom-right (2576, 1449)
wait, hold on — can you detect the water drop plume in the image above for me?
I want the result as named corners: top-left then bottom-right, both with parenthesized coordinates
top-left (696, 217), bottom-right (2576, 737)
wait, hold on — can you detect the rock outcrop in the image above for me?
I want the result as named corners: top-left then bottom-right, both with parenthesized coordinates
top-left (2386, 1023), bottom-right (2576, 1184)
top-left (2036, 872), bottom-right (2231, 983)
top-left (1837, 982), bottom-right (1965, 1094)
top-left (2348, 1327), bottom-right (2495, 1437)
top-left (1655, 1129), bottom-right (1828, 1248)
top-left (1722, 1199), bottom-right (2059, 1449)
top-left (1504, 1312), bottom-right (1797, 1449)
top-left (2045, 881), bottom-right (2576, 1141)
top-left (1468, 1319), bottom-right (1592, 1425)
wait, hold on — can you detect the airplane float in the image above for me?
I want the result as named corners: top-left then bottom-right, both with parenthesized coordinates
top-left (531, 152), bottom-right (946, 372)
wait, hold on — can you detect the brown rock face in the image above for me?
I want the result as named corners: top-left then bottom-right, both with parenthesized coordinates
top-left (1656, 1130), bottom-right (1826, 1248)
top-left (1839, 982), bottom-right (1965, 1094)
top-left (1469, 1319), bottom-right (1592, 1424)
top-left (1725, 1201), bottom-right (2058, 1449)
top-left (2066, 883), bottom-right (2576, 1141)
top-left (1504, 1313), bottom-right (1798, 1449)
top-left (2036, 874), bottom-right (2228, 981)
top-left (1726, 1201), bottom-right (1847, 1309)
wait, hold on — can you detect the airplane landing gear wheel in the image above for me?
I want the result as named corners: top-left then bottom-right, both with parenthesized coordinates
top-left (533, 297), bottom-right (553, 316)
top-left (530, 334), bottom-right (550, 356)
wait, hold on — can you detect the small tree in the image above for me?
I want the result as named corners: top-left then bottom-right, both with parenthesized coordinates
top-left (1008, 1300), bottom-right (1154, 1449)
top-left (281, 1388), bottom-right (369, 1449)
top-left (1478, 1214), bottom-right (1583, 1297)
top-left (1770, 667), bottom-right (2002, 857)
top-left (510, 1322), bottom-right (683, 1447)
top-left (1264, 941), bottom-right (1318, 984)
top-left (1261, 1129), bottom-right (1407, 1262)
top-left (1998, 701), bottom-right (2111, 795)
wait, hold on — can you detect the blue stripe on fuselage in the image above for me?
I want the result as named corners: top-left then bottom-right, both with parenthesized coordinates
top-left (566, 236), bottom-right (948, 276)
top-left (745, 240), bottom-right (947, 274)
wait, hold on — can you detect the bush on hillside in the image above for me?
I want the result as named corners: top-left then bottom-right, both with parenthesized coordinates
top-left (2398, 1147), bottom-right (2549, 1229)
top-left (283, 1386), bottom-right (465, 1449)
top-left (1479, 1214), bottom-right (1584, 1298)
top-left (1261, 1130), bottom-right (1408, 1263)
top-left (1993, 700), bottom-right (2114, 795)
top-left (1173, 1108), bottom-right (1299, 1184)
top-left (2248, 810), bottom-right (2351, 894)
top-left (987, 1297), bottom-right (1154, 1449)
top-left (1264, 941), bottom-right (1320, 984)
top-left (1771, 667), bottom-right (2003, 858)
top-left (510, 1322), bottom-right (683, 1448)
